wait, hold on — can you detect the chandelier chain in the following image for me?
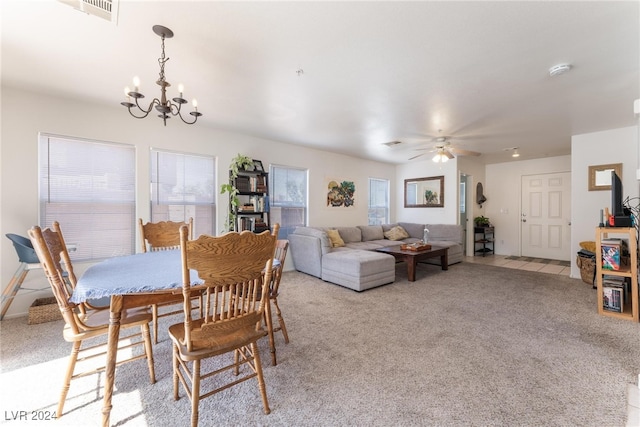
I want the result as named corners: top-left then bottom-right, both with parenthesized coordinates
top-left (158, 34), bottom-right (168, 85)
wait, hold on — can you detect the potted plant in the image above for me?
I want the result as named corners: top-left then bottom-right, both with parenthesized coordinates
top-left (220, 154), bottom-right (254, 231)
top-left (474, 216), bottom-right (490, 227)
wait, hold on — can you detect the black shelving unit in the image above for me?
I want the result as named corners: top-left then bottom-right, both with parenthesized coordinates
top-left (474, 226), bottom-right (494, 256)
top-left (230, 170), bottom-right (270, 233)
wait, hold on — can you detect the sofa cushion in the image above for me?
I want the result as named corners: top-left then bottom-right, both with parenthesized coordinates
top-left (425, 224), bottom-right (463, 242)
top-left (358, 225), bottom-right (384, 241)
top-left (322, 250), bottom-right (395, 291)
top-left (334, 227), bottom-right (362, 243)
top-left (345, 241), bottom-right (387, 251)
top-left (382, 223), bottom-right (398, 232)
top-left (384, 225), bottom-right (409, 241)
top-left (294, 227), bottom-right (332, 252)
top-left (327, 229), bottom-right (345, 247)
top-left (398, 222), bottom-right (426, 240)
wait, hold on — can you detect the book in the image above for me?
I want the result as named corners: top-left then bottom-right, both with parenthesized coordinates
top-left (603, 286), bottom-right (623, 312)
top-left (601, 238), bottom-right (622, 270)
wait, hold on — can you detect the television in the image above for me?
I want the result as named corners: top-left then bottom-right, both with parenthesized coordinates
top-left (610, 170), bottom-right (631, 226)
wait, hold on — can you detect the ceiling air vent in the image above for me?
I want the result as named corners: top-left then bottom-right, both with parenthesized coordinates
top-left (382, 141), bottom-right (402, 147)
top-left (59, 0), bottom-right (119, 24)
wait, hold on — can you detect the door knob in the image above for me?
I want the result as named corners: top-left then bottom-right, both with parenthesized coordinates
top-left (522, 219), bottom-right (527, 222)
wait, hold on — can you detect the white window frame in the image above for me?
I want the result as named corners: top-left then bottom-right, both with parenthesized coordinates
top-left (38, 133), bottom-right (136, 261)
top-left (149, 148), bottom-right (216, 237)
top-left (368, 177), bottom-right (390, 225)
top-left (268, 164), bottom-right (308, 240)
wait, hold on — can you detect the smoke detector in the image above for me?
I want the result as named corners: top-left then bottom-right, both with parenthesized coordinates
top-left (549, 64), bottom-right (572, 77)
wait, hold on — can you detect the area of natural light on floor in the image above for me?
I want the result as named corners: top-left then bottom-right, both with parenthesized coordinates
top-left (0, 339), bottom-right (148, 425)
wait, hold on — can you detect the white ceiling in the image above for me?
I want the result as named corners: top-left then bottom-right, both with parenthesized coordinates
top-left (2, 1), bottom-right (639, 164)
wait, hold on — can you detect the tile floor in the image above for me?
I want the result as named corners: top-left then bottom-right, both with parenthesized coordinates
top-left (464, 254), bottom-right (572, 277)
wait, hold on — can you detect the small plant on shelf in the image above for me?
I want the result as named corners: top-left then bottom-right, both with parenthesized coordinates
top-left (220, 154), bottom-right (254, 232)
top-left (474, 216), bottom-right (490, 227)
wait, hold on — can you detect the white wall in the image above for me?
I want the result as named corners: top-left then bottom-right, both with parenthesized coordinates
top-left (485, 156), bottom-right (572, 257)
top-left (458, 156), bottom-right (487, 255)
top-left (571, 126), bottom-right (639, 279)
top-left (0, 86), bottom-right (396, 317)
top-left (395, 158), bottom-right (459, 224)
top-left (2, 85), bottom-right (637, 316)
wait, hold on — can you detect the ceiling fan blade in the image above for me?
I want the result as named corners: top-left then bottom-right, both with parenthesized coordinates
top-left (450, 147), bottom-right (481, 157)
top-left (444, 150), bottom-right (455, 159)
top-left (408, 153), bottom-right (426, 160)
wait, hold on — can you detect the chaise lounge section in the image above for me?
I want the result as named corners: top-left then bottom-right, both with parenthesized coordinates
top-left (289, 222), bottom-right (463, 292)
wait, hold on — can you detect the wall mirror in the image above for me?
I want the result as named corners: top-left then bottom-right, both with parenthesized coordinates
top-left (588, 163), bottom-right (622, 191)
top-left (404, 175), bottom-right (444, 207)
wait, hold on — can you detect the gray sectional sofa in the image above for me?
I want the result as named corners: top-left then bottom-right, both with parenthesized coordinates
top-left (288, 222), bottom-right (463, 292)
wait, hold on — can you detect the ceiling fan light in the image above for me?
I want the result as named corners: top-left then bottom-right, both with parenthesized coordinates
top-left (432, 153), bottom-right (448, 163)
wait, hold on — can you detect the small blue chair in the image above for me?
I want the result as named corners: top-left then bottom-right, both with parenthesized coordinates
top-left (1, 234), bottom-right (46, 320)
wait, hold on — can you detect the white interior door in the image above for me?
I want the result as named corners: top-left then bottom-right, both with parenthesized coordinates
top-left (521, 172), bottom-right (571, 261)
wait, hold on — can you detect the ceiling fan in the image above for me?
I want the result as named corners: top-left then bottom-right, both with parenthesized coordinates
top-left (409, 137), bottom-right (481, 161)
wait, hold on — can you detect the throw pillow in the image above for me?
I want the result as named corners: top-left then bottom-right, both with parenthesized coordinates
top-left (326, 229), bottom-right (345, 247)
top-left (384, 225), bottom-right (409, 241)
top-left (358, 225), bottom-right (384, 241)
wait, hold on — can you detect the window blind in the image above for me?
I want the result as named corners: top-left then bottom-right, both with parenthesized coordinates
top-left (269, 165), bottom-right (307, 240)
top-left (39, 134), bottom-right (136, 261)
top-left (368, 178), bottom-right (389, 225)
top-left (150, 149), bottom-right (215, 237)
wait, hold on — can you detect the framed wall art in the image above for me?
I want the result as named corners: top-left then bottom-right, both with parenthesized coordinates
top-left (326, 178), bottom-right (356, 208)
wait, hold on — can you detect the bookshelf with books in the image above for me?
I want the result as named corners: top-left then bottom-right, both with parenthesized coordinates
top-left (230, 169), bottom-right (270, 233)
top-left (595, 227), bottom-right (638, 322)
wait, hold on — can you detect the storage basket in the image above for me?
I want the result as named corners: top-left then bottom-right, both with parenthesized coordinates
top-left (576, 253), bottom-right (596, 286)
top-left (28, 297), bottom-right (61, 325)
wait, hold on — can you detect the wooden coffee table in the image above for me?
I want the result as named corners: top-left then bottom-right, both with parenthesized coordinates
top-left (375, 245), bottom-right (448, 282)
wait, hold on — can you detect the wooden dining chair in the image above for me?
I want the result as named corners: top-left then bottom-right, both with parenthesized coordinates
top-left (264, 239), bottom-right (290, 366)
top-left (169, 223), bottom-right (279, 427)
top-left (28, 222), bottom-right (155, 418)
top-left (139, 218), bottom-right (200, 343)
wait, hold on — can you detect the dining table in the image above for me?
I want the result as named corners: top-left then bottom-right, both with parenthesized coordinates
top-left (71, 250), bottom-right (279, 427)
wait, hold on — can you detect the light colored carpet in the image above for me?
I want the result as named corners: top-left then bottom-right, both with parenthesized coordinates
top-left (1, 262), bottom-right (639, 426)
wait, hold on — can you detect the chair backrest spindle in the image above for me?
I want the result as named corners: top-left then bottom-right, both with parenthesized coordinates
top-left (178, 224), bottom-right (279, 353)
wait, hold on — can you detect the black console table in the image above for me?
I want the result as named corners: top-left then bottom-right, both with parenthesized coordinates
top-left (474, 226), bottom-right (494, 256)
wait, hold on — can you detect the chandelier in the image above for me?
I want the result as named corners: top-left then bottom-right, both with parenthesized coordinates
top-left (121, 25), bottom-right (202, 126)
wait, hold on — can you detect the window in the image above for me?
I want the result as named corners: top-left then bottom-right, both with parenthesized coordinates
top-left (39, 134), bottom-right (136, 261)
top-left (368, 178), bottom-right (389, 225)
top-left (269, 165), bottom-right (307, 240)
top-left (150, 149), bottom-right (215, 237)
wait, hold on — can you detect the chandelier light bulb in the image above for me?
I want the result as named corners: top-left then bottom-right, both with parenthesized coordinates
top-left (178, 83), bottom-right (184, 96)
top-left (133, 76), bottom-right (140, 91)
top-left (192, 99), bottom-right (198, 110)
